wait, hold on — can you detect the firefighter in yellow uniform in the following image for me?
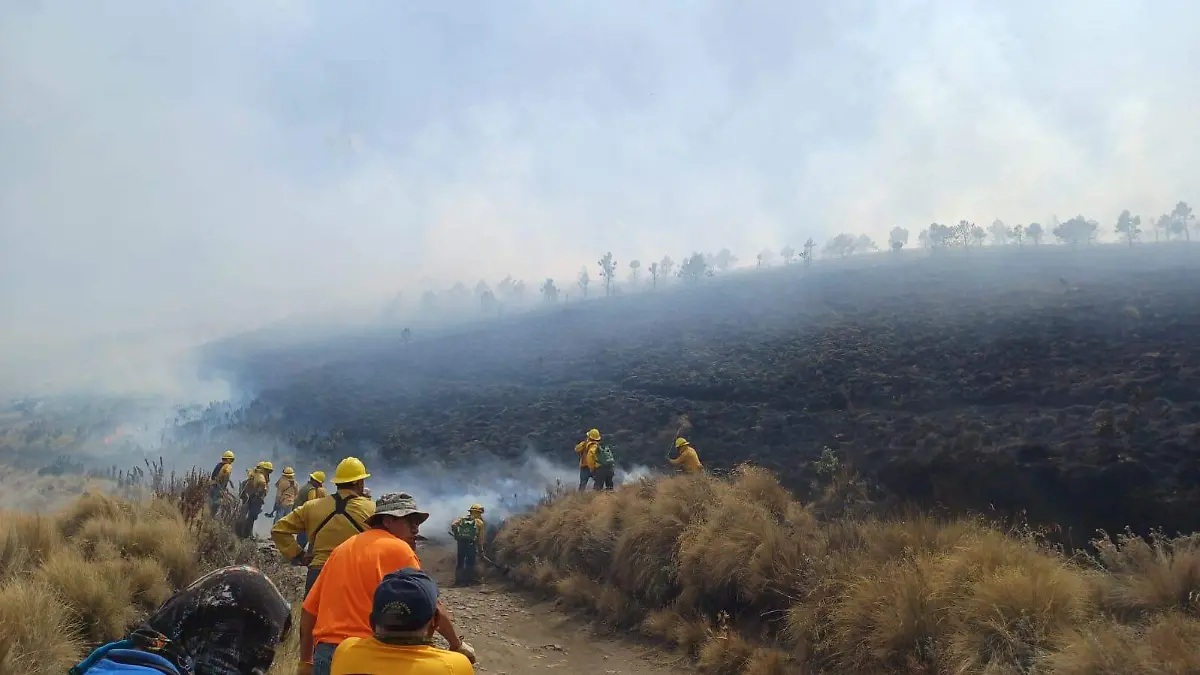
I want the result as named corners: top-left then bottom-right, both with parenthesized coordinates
top-left (292, 471), bottom-right (327, 550)
top-left (449, 504), bottom-right (486, 586)
top-left (269, 467), bottom-right (300, 523)
top-left (296, 471), bottom-right (328, 509)
top-left (208, 450), bottom-right (235, 514)
top-left (271, 457), bottom-right (375, 595)
top-left (669, 438), bottom-right (704, 473)
top-left (574, 428), bottom-right (601, 490)
top-left (237, 461), bottom-right (272, 538)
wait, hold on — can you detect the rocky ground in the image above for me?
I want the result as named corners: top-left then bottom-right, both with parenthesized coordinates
top-left (211, 245), bottom-right (1200, 538)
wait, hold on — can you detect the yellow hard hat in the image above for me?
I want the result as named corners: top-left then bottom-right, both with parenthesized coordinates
top-left (221, 450), bottom-right (235, 461)
top-left (310, 471), bottom-right (326, 484)
top-left (258, 461), bottom-right (274, 472)
top-left (334, 457), bottom-right (370, 484)
top-left (469, 503), bottom-right (485, 513)
top-left (587, 428), bottom-right (601, 441)
top-left (282, 467), bottom-right (294, 477)
top-left (675, 437), bottom-right (688, 448)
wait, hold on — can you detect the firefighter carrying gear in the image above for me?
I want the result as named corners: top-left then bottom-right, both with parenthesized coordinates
top-left (670, 438), bottom-right (704, 473)
top-left (208, 452), bottom-right (235, 514)
top-left (269, 473), bottom-right (299, 523)
top-left (450, 506), bottom-right (486, 586)
top-left (575, 430), bottom-right (601, 490)
top-left (271, 488), bottom-right (376, 593)
top-left (296, 476), bottom-right (329, 509)
top-left (333, 457), bottom-right (371, 485)
top-left (235, 466), bottom-right (270, 538)
top-left (590, 443), bottom-right (616, 490)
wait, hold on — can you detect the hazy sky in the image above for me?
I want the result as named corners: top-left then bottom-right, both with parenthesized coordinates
top-left (2, 0), bottom-right (1198, 364)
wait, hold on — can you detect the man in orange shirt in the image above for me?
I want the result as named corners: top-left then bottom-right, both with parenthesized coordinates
top-left (331, 568), bottom-right (474, 674)
top-left (298, 492), bottom-right (474, 675)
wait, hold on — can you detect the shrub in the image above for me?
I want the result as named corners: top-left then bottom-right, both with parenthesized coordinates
top-left (493, 470), bottom-right (1200, 675)
top-left (0, 577), bottom-right (83, 675)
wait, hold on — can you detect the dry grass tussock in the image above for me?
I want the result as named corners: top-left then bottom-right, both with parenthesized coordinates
top-left (494, 465), bottom-right (1200, 675)
top-left (0, 469), bottom-right (249, 675)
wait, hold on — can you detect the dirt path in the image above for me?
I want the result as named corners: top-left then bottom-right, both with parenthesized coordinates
top-left (422, 544), bottom-right (688, 675)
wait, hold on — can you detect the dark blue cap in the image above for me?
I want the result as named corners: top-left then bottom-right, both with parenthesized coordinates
top-left (371, 568), bottom-right (438, 632)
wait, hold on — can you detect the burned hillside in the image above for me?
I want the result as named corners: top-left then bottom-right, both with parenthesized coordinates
top-left (208, 246), bottom-right (1200, 537)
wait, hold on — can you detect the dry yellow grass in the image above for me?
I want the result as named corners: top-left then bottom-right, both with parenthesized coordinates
top-left (0, 486), bottom-right (209, 671)
top-left (493, 466), bottom-right (1200, 675)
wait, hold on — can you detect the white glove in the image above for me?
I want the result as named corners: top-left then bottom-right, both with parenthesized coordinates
top-left (456, 641), bottom-right (477, 664)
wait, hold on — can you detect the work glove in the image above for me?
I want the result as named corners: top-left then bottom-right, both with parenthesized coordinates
top-left (295, 660), bottom-right (313, 675)
top-left (456, 641), bottom-right (477, 664)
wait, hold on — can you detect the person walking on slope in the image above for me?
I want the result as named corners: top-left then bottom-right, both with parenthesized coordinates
top-left (331, 568), bottom-right (474, 675)
top-left (449, 504), bottom-right (486, 586)
top-left (574, 428), bottom-right (601, 490)
top-left (669, 437), bottom-right (704, 474)
top-left (588, 440), bottom-right (617, 490)
top-left (298, 492), bottom-right (474, 675)
top-left (237, 461), bottom-right (272, 538)
top-left (208, 450), bottom-right (235, 515)
top-left (271, 457), bottom-right (374, 596)
top-left (268, 467), bottom-right (300, 523)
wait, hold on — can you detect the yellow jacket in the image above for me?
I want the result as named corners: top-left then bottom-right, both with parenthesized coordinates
top-left (585, 444), bottom-right (599, 471)
top-left (670, 445), bottom-right (703, 473)
top-left (271, 489), bottom-right (375, 568)
top-left (295, 482), bottom-right (328, 509)
top-left (241, 470), bottom-right (269, 501)
top-left (274, 477), bottom-right (298, 508)
top-left (211, 462), bottom-right (232, 488)
top-left (332, 638), bottom-right (474, 675)
top-left (574, 440), bottom-right (597, 468)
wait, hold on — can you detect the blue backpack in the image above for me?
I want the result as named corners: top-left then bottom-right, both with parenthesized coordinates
top-left (71, 631), bottom-right (193, 675)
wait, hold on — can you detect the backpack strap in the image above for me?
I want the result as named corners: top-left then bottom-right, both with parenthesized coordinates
top-left (306, 493), bottom-right (366, 555)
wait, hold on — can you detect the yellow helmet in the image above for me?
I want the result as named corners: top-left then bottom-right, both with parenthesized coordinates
top-left (675, 437), bottom-right (689, 448)
top-left (334, 457), bottom-right (370, 484)
top-left (258, 461), bottom-right (274, 472)
top-left (221, 450), bottom-right (235, 461)
top-left (469, 503), bottom-right (485, 514)
top-left (586, 428), bottom-right (601, 441)
top-left (282, 467), bottom-right (295, 477)
top-left (310, 471), bottom-right (326, 484)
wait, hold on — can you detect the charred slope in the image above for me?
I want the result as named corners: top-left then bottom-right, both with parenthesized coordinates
top-left (220, 247), bottom-right (1200, 536)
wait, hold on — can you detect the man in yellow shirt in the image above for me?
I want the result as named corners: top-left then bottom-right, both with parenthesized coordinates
top-left (236, 461), bottom-right (272, 538)
top-left (208, 450), bottom-right (235, 515)
top-left (294, 471), bottom-right (328, 550)
top-left (271, 457), bottom-right (375, 595)
top-left (296, 471), bottom-right (328, 509)
top-left (331, 568), bottom-right (474, 675)
top-left (669, 438), bottom-right (704, 473)
top-left (269, 467), bottom-right (300, 523)
top-left (573, 428), bottom-right (601, 490)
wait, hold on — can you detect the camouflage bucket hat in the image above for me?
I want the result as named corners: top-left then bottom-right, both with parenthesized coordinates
top-left (370, 492), bottom-right (430, 526)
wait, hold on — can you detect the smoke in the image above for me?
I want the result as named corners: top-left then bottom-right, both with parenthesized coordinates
top-left (247, 449), bottom-right (655, 538)
top-left (3, 0), bottom-right (1199, 397)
